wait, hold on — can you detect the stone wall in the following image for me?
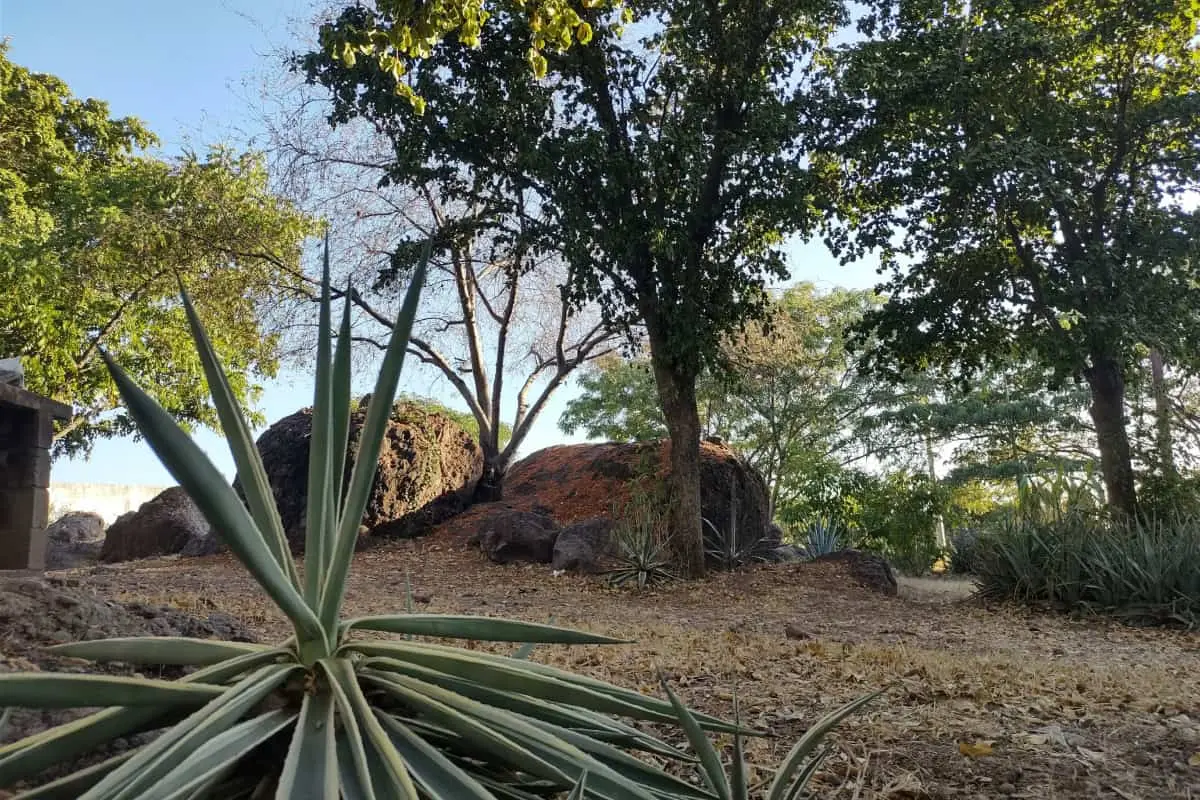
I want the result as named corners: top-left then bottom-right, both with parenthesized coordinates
top-left (49, 483), bottom-right (172, 526)
top-left (0, 384), bottom-right (70, 570)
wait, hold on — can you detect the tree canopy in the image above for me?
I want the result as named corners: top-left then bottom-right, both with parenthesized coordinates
top-left (307, 0), bottom-right (845, 575)
top-left (0, 46), bottom-right (317, 455)
top-left (818, 0), bottom-right (1200, 514)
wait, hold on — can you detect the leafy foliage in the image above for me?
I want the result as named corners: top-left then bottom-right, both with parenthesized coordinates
top-left (0, 47), bottom-right (316, 456)
top-left (973, 513), bottom-right (1200, 628)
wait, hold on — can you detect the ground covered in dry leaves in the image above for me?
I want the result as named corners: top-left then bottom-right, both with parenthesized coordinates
top-left (68, 538), bottom-right (1199, 799)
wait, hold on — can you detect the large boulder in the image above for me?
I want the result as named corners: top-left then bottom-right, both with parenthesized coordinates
top-left (468, 509), bottom-right (560, 564)
top-left (245, 399), bottom-right (483, 552)
top-left (815, 549), bottom-right (898, 597)
top-left (44, 511), bottom-right (106, 570)
top-left (494, 441), bottom-right (776, 566)
top-left (99, 487), bottom-right (211, 562)
top-left (551, 517), bottom-right (617, 574)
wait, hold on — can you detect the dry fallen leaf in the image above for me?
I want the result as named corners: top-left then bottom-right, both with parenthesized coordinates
top-left (1188, 752), bottom-right (1200, 767)
top-left (958, 740), bottom-right (995, 759)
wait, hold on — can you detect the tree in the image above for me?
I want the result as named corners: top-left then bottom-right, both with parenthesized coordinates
top-left (818, 0), bottom-right (1200, 515)
top-left (258, 69), bottom-right (617, 501)
top-left (0, 47), bottom-right (316, 455)
top-left (307, 0), bottom-right (845, 576)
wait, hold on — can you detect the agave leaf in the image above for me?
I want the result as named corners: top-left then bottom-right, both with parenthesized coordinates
top-left (305, 238), bottom-right (336, 603)
top-left (0, 707), bottom-right (10, 736)
top-left (322, 659), bottom-right (419, 800)
top-left (519, 716), bottom-right (713, 800)
top-left (178, 283), bottom-right (297, 589)
top-left (730, 696), bottom-right (749, 800)
top-left (659, 677), bottom-right (731, 799)
top-left (765, 689), bottom-right (882, 800)
top-left (82, 664), bottom-right (299, 799)
top-left (101, 352), bottom-right (325, 646)
top-left (320, 245), bottom-right (428, 630)
top-left (361, 671), bottom-right (569, 785)
top-left (566, 772), bottom-right (588, 800)
top-left (333, 723), bottom-right (374, 800)
top-left (0, 674), bottom-right (223, 710)
top-left (349, 641), bottom-right (721, 729)
top-left (328, 285), bottom-right (355, 537)
top-left (342, 615), bottom-right (628, 644)
top-left (152, 709), bottom-right (296, 800)
top-left (0, 649), bottom-right (288, 786)
top-left (779, 744), bottom-right (830, 800)
top-left (11, 751), bottom-right (134, 800)
top-left (47, 637), bottom-right (268, 666)
top-left (275, 690), bottom-right (339, 800)
top-left (374, 712), bottom-right (494, 799)
top-left (361, 661), bottom-right (654, 748)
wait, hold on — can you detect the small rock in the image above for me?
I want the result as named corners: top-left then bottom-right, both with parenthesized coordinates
top-left (998, 783), bottom-right (1016, 795)
top-left (784, 622), bottom-right (810, 640)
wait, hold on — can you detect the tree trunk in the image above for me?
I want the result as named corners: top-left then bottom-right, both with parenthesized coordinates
top-left (648, 351), bottom-right (706, 579)
top-left (473, 445), bottom-right (506, 503)
top-left (1149, 349), bottom-right (1176, 479)
top-left (1083, 356), bottom-right (1138, 516)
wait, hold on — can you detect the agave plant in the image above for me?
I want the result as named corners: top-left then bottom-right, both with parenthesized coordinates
top-left (605, 495), bottom-right (677, 590)
top-left (800, 518), bottom-right (844, 560)
top-left (0, 243), bottom-right (746, 798)
top-left (704, 483), bottom-right (773, 571)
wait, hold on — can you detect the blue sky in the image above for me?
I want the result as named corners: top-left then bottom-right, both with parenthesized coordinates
top-left (2, 0), bottom-right (880, 486)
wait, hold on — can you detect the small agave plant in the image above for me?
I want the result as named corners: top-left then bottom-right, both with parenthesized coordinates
top-left (0, 242), bottom-right (874, 799)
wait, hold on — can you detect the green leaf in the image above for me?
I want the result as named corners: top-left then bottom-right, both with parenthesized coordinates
top-left (12, 751), bottom-right (134, 799)
top-left (0, 674), bottom-right (224, 710)
top-left (566, 771), bottom-right (588, 800)
top-left (178, 282), bottom-right (298, 590)
top-left (46, 637), bottom-right (268, 666)
top-left (305, 236), bottom-right (336, 604)
top-left (101, 351), bottom-right (326, 647)
top-left (343, 615), bottom-right (628, 644)
top-left (276, 690), bottom-right (339, 800)
top-left (81, 664), bottom-right (299, 799)
top-left (329, 283), bottom-right (355, 532)
top-left (320, 244), bottom-right (429, 630)
top-left (766, 690), bottom-right (881, 800)
top-left (359, 671), bottom-right (569, 785)
top-left (322, 659), bottom-right (419, 800)
top-left (153, 709), bottom-right (296, 800)
top-left (659, 677), bottom-right (731, 799)
top-left (374, 713), bottom-right (495, 799)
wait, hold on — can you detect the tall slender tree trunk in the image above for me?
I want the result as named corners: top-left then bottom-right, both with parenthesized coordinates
top-left (1083, 356), bottom-right (1138, 516)
top-left (1149, 349), bottom-right (1176, 479)
top-left (648, 347), bottom-right (706, 579)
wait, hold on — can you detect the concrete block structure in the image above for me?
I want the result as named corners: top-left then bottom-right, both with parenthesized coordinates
top-left (0, 383), bottom-right (71, 570)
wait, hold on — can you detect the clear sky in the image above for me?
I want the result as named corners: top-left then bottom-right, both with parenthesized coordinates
top-left (2, 0), bottom-right (880, 487)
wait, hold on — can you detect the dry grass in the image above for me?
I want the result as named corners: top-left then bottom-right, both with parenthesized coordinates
top-left (71, 539), bottom-right (1200, 799)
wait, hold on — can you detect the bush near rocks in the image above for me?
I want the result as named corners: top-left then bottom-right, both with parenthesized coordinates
top-left (43, 511), bottom-right (105, 570)
top-left (243, 398), bottom-right (483, 552)
top-left (98, 487), bottom-right (213, 562)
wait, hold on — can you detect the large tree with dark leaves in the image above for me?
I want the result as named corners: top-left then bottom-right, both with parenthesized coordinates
top-left (818, 0), bottom-right (1200, 515)
top-left (304, 0), bottom-right (843, 575)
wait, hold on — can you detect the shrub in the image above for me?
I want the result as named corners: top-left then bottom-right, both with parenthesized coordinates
top-left (0, 244), bottom-right (874, 797)
top-left (974, 512), bottom-right (1200, 627)
top-left (948, 527), bottom-right (983, 575)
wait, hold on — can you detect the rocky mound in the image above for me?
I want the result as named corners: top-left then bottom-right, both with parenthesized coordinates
top-left (44, 511), bottom-right (106, 570)
top-left (99, 487), bottom-right (215, 562)
top-left (246, 399), bottom-right (483, 553)
top-left (453, 441), bottom-right (778, 563)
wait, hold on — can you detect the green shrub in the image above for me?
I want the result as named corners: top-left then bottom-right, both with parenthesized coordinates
top-left (974, 512), bottom-right (1200, 627)
top-left (0, 243), bottom-right (876, 798)
top-left (606, 492), bottom-right (677, 590)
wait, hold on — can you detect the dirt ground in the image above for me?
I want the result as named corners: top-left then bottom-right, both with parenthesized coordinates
top-left (60, 538), bottom-right (1200, 799)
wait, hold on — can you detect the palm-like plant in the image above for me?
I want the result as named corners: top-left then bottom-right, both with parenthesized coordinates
top-left (0, 245), bottom-right (736, 799)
